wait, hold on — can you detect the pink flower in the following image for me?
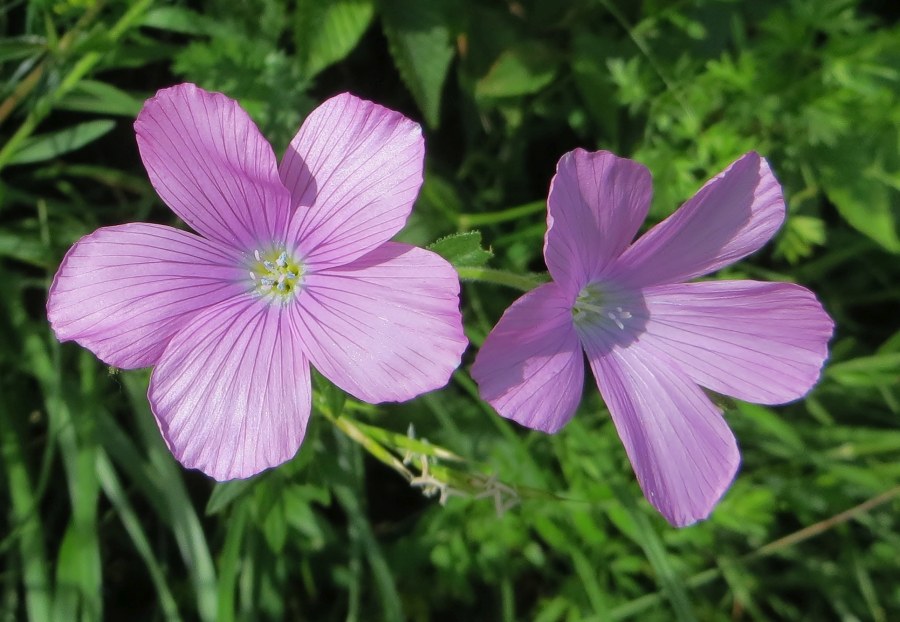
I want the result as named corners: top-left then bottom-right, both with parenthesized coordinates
top-left (471, 149), bottom-right (833, 526)
top-left (48, 83), bottom-right (467, 480)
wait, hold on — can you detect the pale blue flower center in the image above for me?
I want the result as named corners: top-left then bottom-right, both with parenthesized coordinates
top-left (250, 249), bottom-right (303, 301)
top-left (573, 283), bottom-right (633, 330)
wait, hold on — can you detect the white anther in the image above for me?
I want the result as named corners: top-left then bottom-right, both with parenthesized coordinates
top-left (276, 251), bottom-right (288, 268)
top-left (607, 312), bottom-right (625, 330)
top-left (249, 271), bottom-right (256, 281)
top-left (254, 250), bottom-right (262, 261)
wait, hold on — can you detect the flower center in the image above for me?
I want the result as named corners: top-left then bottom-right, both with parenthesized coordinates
top-left (249, 249), bottom-right (304, 302)
top-left (573, 282), bottom-right (633, 330)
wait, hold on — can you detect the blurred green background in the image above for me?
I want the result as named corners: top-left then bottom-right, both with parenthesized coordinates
top-left (2, 0), bottom-right (899, 620)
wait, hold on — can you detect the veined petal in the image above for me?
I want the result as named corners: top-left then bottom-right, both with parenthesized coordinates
top-left (618, 152), bottom-right (784, 287)
top-left (47, 223), bottom-right (246, 369)
top-left (637, 280), bottom-right (833, 404)
top-left (135, 83), bottom-right (292, 250)
top-left (291, 242), bottom-right (465, 402)
top-left (149, 296), bottom-right (311, 481)
top-left (472, 283), bottom-right (584, 434)
top-left (281, 93), bottom-right (424, 267)
top-left (545, 149), bottom-right (652, 292)
top-left (583, 338), bottom-right (739, 527)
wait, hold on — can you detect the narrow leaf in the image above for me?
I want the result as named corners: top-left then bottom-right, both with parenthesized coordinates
top-left (9, 120), bottom-right (115, 165)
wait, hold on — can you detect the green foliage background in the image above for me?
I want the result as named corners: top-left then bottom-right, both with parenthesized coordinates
top-left (1, 0), bottom-right (899, 620)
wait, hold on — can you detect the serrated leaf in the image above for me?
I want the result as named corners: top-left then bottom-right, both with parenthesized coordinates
top-left (296, 0), bottom-right (375, 78)
top-left (380, 0), bottom-right (454, 128)
top-left (9, 119), bottom-right (115, 165)
top-left (774, 215), bottom-right (826, 263)
top-left (427, 231), bottom-right (493, 268)
top-left (475, 42), bottom-right (559, 99)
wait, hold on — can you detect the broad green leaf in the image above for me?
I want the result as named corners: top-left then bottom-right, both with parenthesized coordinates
top-left (0, 228), bottom-right (47, 267)
top-left (296, 0), bottom-right (375, 78)
top-left (476, 42), bottom-right (559, 99)
top-left (380, 0), bottom-right (455, 128)
top-left (9, 119), bottom-right (115, 165)
top-left (141, 6), bottom-right (214, 35)
top-left (427, 231), bottom-right (493, 268)
top-left (819, 128), bottom-right (900, 253)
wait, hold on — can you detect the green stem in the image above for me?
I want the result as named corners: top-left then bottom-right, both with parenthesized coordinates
top-left (456, 266), bottom-right (547, 292)
top-left (457, 200), bottom-right (545, 228)
top-left (318, 406), bottom-right (413, 480)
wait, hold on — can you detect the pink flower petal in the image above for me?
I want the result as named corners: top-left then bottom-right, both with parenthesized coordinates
top-left (135, 83), bottom-right (292, 250)
top-left (47, 223), bottom-right (246, 369)
top-left (583, 337), bottom-right (739, 527)
top-left (149, 296), bottom-right (311, 480)
top-left (617, 152), bottom-right (784, 287)
top-left (291, 242), bottom-right (465, 402)
top-left (280, 93), bottom-right (424, 267)
top-left (471, 283), bottom-right (584, 433)
top-left (545, 149), bottom-right (652, 292)
top-left (636, 280), bottom-right (833, 404)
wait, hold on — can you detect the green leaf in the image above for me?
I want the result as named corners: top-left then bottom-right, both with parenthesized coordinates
top-left (380, 0), bottom-right (455, 128)
top-left (57, 80), bottom-right (143, 117)
top-left (205, 479), bottom-right (256, 515)
top-left (296, 0), bottom-right (375, 78)
top-left (774, 215), bottom-right (826, 263)
top-left (827, 354), bottom-right (900, 388)
top-left (313, 370), bottom-right (347, 418)
top-left (141, 6), bottom-right (214, 35)
top-left (475, 42), bottom-right (560, 99)
top-left (0, 36), bottom-right (46, 63)
top-left (819, 128), bottom-right (900, 253)
top-left (261, 496), bottom-right (288, 553)
top-left (427, 231), bottom-right (493, 268)
top-left (9, 120), bottom-right (115, 165)
top-left (0, 227), bottom-right (48, 267)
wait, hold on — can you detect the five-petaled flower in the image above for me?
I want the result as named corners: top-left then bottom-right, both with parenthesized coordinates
top-left (47, 83), bottom-right (467, 480)
top-left (471, 149), bottom-right (833, 527)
